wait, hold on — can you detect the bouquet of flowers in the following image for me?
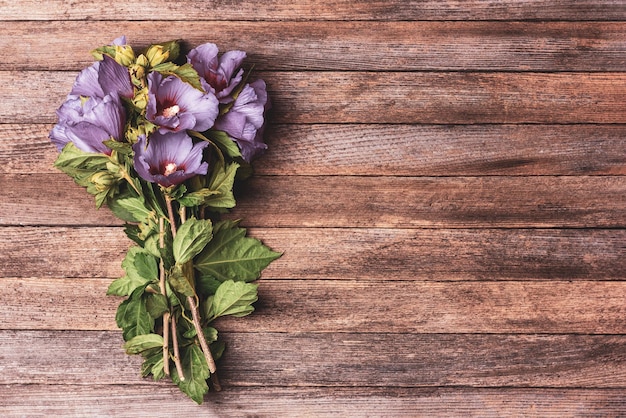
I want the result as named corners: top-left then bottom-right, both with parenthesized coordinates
top-left (49, 36), bottom-right (280, 404)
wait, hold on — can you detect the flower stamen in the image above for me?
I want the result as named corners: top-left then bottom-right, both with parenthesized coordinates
top-left (162, 104), bottom-right (180, 118)
top-left (164, 162), bottom-right (178, 176)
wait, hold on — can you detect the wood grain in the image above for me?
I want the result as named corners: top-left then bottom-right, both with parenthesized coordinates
top-left (1, 1), bottom-right (625, 21)
top-left (2, 386), bottom-right (625, 417)
top-left (3, 277), bottom-right (625, 334)
top-left (1, 227), bottom-right (623, 281)
top-left (3, 330), bottom-right (625, 388)
top-left (5, 71), bottom-right (626, 124)
top-left (3, 173), bottom-right (626, 228)
top-left (4, 21), bottom-right (626, 71)
top-left (3, 0), bottom-right (626, 414)
top-left (4, 123), bottom-right (626, 176)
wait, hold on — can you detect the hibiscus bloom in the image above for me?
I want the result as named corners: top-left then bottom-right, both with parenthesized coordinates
top-left (214, 79), bottom-right (269, 162)
top-left (132, 131), bottom-right (209, 187)
top-left (187, 43), bottom-right (246, 103)
top-left (50, 93), bottom-right (126, 154)
top-left (146, 72), bottom-right (219, 134)
top-left (71, 55), bottom-right (133, 99)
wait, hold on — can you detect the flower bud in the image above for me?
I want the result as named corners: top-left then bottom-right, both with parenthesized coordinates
top-left (114, 45), bottom-right (136, 67)
top-left (145, 45), bottom-right (169, 66)
top-left (135, 54), bottom-right (150, 68)
top-left (90, 171), bottom-right (117, 192)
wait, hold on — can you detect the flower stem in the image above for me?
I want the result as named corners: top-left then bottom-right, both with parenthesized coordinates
top-left (158, 217), bottom-right (170, 377)
top-left (187, 295), bottom-right (220, 390)
top-left (165, 190), bottom-right (219, 389)
top-left (171, 314), bottom-right (185, 381)
top-left (165, 195), bottom-right (178, 237)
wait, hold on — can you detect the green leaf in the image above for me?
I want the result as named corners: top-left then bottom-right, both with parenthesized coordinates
top-left (91, 45), bottom-right (117, 61)
top-left (54, 143), bottom-right (109, 177)
top-left (176, 188), bottom-right (220, 207)
top-left (107, 275), bottom-right (138, 297)
top-left (205, 129), bottom-right (242, 159)
top-left (107, 247), bottom-right (158, 296)
top-left (204, 160), bottom-right (239, 210)
top-left (145, 293), bottom-right (169, 319)
top-left (108, 196), bottom-right (152, 223)
top-left (167, 263), bottom-right (196, 297)
top-left (172, 345), bottom-right (210, 404)
top-left (182, 326), bottom-right (218, 344)
top-left (124, 246), bottom-right (159, 284)
top-left (103, 140), bottom-right (132, 155)
top-left (207, 280), bottom-right (258, 320)
top-left (141, 350), bottom-right (166, 381)
top-left (152, 62), bottom-right (203, 91)
top-left (173, 217), bottom-right (213, 264)
top-left (196, 273), bottom-right (222, 296)
top-left (124, 333), bottom-right (164, 355)
top-left (210, 340), bottom-right (226, 361)
top-left (115, 287), bottom-right (154, 341)
top-left (194, 220), bottom-right (281, 282)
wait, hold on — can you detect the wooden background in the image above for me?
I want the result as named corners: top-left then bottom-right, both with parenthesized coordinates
top-left (1, 1), bottom-right (626, 416)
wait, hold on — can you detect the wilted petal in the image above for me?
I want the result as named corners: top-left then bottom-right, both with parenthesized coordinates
top-left (133, 131), bottom-right (209, 187)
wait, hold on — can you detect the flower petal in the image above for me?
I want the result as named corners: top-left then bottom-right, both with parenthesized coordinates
top-left (98, 55), bottom-right (133, 99)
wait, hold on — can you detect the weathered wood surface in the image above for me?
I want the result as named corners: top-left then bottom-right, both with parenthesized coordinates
top-left (3, 330), bottom-right (626, 387)
top-left (2, 386), bottom-right (625, 418)
top-left (2, 0), bottom-right (626, 415)
top-left (2, 227), bottom-right (624, 280)
top-left (4, 22), bottom-right (626, 71)
top-left (5, 71), bottom-right (626, 124)
top-left (3, 124), bottom-right (626, 176)
top-left (3, 174), bottom-right (626, 227)
top-left (1, 1), bottom-right (626, 21)
top-left (3, 277), bottom-right (626, 334)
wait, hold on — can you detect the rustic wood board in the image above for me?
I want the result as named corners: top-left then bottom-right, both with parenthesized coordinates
top-left (1, 0), bottom-right (625, 415)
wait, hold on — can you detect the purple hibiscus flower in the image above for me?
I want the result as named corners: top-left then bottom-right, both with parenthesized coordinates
top-left (146, 72), bottom-right (219, 134)
top-left (187, 43), bottom-right (246, 103)
top-left (50, 93), bottom-right (126, 154)
top-left (132, 131), bottom-right (209, 187)
top-left (71, 55), bottom-right (133, 100)
top-left (214, 79), bottom-right (269, 162)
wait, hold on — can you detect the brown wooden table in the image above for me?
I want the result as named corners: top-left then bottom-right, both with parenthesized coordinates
top-left (1, 1), bottom-right (626, 416)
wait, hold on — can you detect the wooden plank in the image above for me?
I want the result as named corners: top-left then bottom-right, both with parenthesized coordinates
top-left (3, 277), bottom-right (626, 334)
top-left (7, 71), bottom-right (626, 124)
top-left (1, 227), bottom-right (624, 281)
top-left (3, 174), bottom-right (626, 228)
top-left (2, 330), bottom-right (625, 388)
top-left (5, 123), bottom-right (626, 176)
top-left (261, 124), bottom-right (626, 176)
top-left (231, 175), bottom-right (626, 228)
top-left (5, 21), bottom-right (626, 72)
top-left (1, 1), bottom-right (625, 21)
top-left (2, 385), bottom-right (625, 417)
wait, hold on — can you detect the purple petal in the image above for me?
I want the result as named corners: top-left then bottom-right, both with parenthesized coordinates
top-left (65, 121), bottom-right (112, 154)
top-left (133, 131), bottom-right (209, 187)
top-left (70, 62), bottom-right (105, 98)
top-left (213, 79), bottom-right (269, 162)
top-left (146, 72), bottom-right (219, 133)
top-left (111, 36), bottom-right (127, 46)
top-left (187, 43), bottom-right (219, 81)
top-left (98, 55), bottom-right (133, 99)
